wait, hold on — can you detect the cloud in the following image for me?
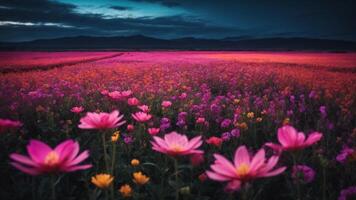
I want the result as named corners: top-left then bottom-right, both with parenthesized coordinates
top-left (0, 21), bottom-right (74, 28)
top-left (0, 0), bottom-right (245, 41)
top-left (109, 5), bottom-right (132, 11)
top-left (130, 0), bottom-right (181, 7)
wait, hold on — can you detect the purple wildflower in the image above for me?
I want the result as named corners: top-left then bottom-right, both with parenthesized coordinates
top-left (292, 165), bottom-right (316, 183)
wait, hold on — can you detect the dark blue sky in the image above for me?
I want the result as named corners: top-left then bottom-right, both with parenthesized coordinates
top-left (0, 0), bottom-right (355, 41)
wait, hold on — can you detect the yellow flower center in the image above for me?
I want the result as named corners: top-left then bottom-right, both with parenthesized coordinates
top-left (236, 163), bottom-right (250, 177)
top-left (171, 144), bottom-right (183, 152)
top-left (44, 151), bottom-right (59, 166)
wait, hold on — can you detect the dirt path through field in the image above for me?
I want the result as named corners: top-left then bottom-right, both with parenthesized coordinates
top-left (0, 52), bottom-right (124, 73)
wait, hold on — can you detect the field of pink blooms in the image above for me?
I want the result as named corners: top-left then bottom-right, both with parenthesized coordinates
top-left (0, 51), bottom-right (355, 200)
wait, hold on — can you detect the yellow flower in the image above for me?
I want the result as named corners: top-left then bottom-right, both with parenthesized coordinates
top-left (111, 131), bottom-right (120, 142)
top-left (132, 171), bottom-right (149, 185)
top-left (131, 159), bottom-right (140, 166)
top-left (91, 173), bottom-right (114, 189)
top-left (256, 117), bottom-right (262, 122)
top-left (247, 112), bottom-right (254, 119)
top-left (119, 184), bottom-right (133, 198)
top-left (283, 118), bottom-right (290, 125)
top-left (233, 99), bottom-right (240, 105)
top-left (179, 186), bottom-right (191, 195)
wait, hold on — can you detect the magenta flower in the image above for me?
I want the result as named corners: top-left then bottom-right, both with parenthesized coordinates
top-left (0, 118), bottom-right (22, 133)
top-left (127, 124), bottom-right (135, 132)
top-left (338, 186), bottom-right (356, 200)
top-left (71, 106), bottom-right (84, 114)
top-left (179, 92), bottom-right (187, 99)
top-left (206, 145), bottom-right (286, 192)
top-left (151, 131), bottom-right (203, 156)
top-left (206, 136), bottom-right (223, 147)
top-left (100, 90), bottom-right (109, 95)
top-left (138, 105), bottom-right (150, 113)
top-left (10, 139), bottom-right (92, 175)
top-left (121, 90), bottom-right (133, 97)
top-left (148, 128), bottom-right (160, 136)
top-left (132, 112), bottom-right (152, 122)
top-left (128, 97), bottom-right (140, 106)
top-left (336, 146), bottom-right (354, 164)
top-left (196, 117), bottom-right (205, 124)
top-left (161, 100), bottom-right (172, 108)
top-left (78, 110), bottom-right (126, 129)
top-left (265, 125), bottom-right (322, 152)
top-left (108, 91), bottom-right (123, 100)
top-left (292, 165), bottom-right (315, 183)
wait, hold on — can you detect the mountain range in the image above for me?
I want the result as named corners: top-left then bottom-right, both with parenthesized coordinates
top-left (1, 35), bottom-right (356, 51)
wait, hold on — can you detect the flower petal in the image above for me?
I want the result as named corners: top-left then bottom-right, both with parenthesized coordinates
top-left (234, 145), bottom-right (250, 166)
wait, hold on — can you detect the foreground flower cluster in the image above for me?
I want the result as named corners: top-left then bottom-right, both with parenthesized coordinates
top-left (0, 51), bottom-right (355, 200)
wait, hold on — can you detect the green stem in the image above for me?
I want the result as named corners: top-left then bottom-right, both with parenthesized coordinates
top-left (104, 189), bottom-right (109, 200)
top-left (227, 193), bottom-right (234, 200)
top-left (110, 143), bottom-right (117, 200)
top-left (174, 158), bottom-right (179, 200)
top-left (111, 142), bottom-right (116, 175)
top-left (322, 167), bottom-right (326, 200)
top-left (101, 133), bottom-right (109, 172)
top-left (241, 183), bottom-right (251, 200)
top-left (32, 177), bottom-right (36, 200)
top-left (50, 175), bottom-right (57, 200)
top-left (292, 153), bottom-right (301, 200)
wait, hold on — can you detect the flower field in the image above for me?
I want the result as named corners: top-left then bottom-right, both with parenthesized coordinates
top-left (0, 51), bottom-right (355, 200)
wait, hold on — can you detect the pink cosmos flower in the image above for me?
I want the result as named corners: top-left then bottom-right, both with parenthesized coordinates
top-left (78, 110), bottom-right (126, 129)
top-left (138, 105), bottom-right (150, 113)
top-left (128, 97), bottom-right (140, 106)
top-left (206, 136), bottom-right (223, 147)
top-left (151, 131), bottom-right (203, 156)
top-left (265, 125), bottom-right (323, 152)
top-left (10, 139), bottom-right (92, 175)
top-left (132, 112), bottom-right (152, 122)
top-left (71, 106), bottom-right (84, 113)
top-left (121, 90), bottom-right (133, 97)
top-left (108, 91), bottom-right (123, 100)
top-left (148, 128), bottom-right (160, 136)
top-left (0, 118), bottom-right (22, 133)
top-left (161, 101), bottom-right (172, 108)
top-left (101, 90), bottom-right (109, 95)
top-left (206, 145), bottom-right (286, 192)
top-left (179, 92), bottom-right (187, 99)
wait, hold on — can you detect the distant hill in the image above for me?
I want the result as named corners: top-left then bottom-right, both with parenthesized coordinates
top-left (1, 35), bottom-right (356, 51)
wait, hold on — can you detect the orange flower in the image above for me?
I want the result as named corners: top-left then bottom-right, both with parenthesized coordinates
top-left (91, 174), bottom-right (114, 189)
top-left (131, 159), bottom-right (140, 166)
top-left (133, 171), bottom-right (149, 185)
top-left (119, 184), bottom-right (133, 197)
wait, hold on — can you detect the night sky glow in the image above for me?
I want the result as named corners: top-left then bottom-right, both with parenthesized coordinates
top-left (0, 0), bottom-right (355, 41)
